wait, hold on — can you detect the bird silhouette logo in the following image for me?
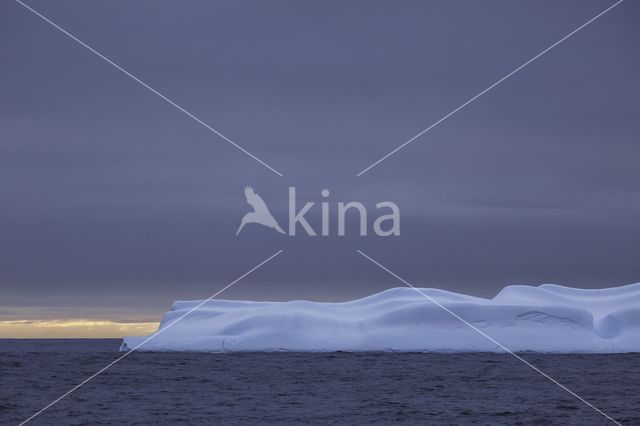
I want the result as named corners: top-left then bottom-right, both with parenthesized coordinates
top-left (236, 186), bottom-right (285, 236)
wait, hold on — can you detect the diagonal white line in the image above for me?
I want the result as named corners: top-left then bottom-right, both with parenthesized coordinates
top-left (15, 0), bottom-right (284, 177)
top-left (356, 0), bottom-right (624, 176)
top-left (18, 249), bottom-right (284, 426)
top-left (356, 249), bottom-right (622, 425)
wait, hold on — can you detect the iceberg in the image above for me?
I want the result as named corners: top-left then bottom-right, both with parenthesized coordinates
top-left (121, 283), bottom-right (640, 353)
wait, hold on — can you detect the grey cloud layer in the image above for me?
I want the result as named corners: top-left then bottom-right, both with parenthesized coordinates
top-left (1, 0), bottom-right (639, 317)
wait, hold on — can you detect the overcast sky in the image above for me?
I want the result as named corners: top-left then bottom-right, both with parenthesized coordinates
top-left (1, 0), bottom-right (639, 323)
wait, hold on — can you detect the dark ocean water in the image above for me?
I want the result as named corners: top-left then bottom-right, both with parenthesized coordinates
top-left (0, 340), bottom-right (638, 425)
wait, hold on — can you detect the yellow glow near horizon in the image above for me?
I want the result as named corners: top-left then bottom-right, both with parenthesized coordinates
top-left (0, 319), bottom-right (159, 338)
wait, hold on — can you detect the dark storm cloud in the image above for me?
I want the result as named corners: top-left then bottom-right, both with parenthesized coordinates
top-left (1, 0), bottom-right (639, 318)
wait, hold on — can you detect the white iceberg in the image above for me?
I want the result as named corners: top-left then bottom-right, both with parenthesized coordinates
top-left (121, 283), bottom-right (640, 353)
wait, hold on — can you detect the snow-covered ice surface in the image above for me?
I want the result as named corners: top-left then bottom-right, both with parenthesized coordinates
top-left (121, 283), bottom-right (640, 353)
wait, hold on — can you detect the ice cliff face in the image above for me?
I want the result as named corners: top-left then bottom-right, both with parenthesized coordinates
top-left (121, 283), bottom-right (640, 353)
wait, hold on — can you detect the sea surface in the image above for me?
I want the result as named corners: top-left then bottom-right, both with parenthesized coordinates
top-left (0, 339), bottom-right (638, 425)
